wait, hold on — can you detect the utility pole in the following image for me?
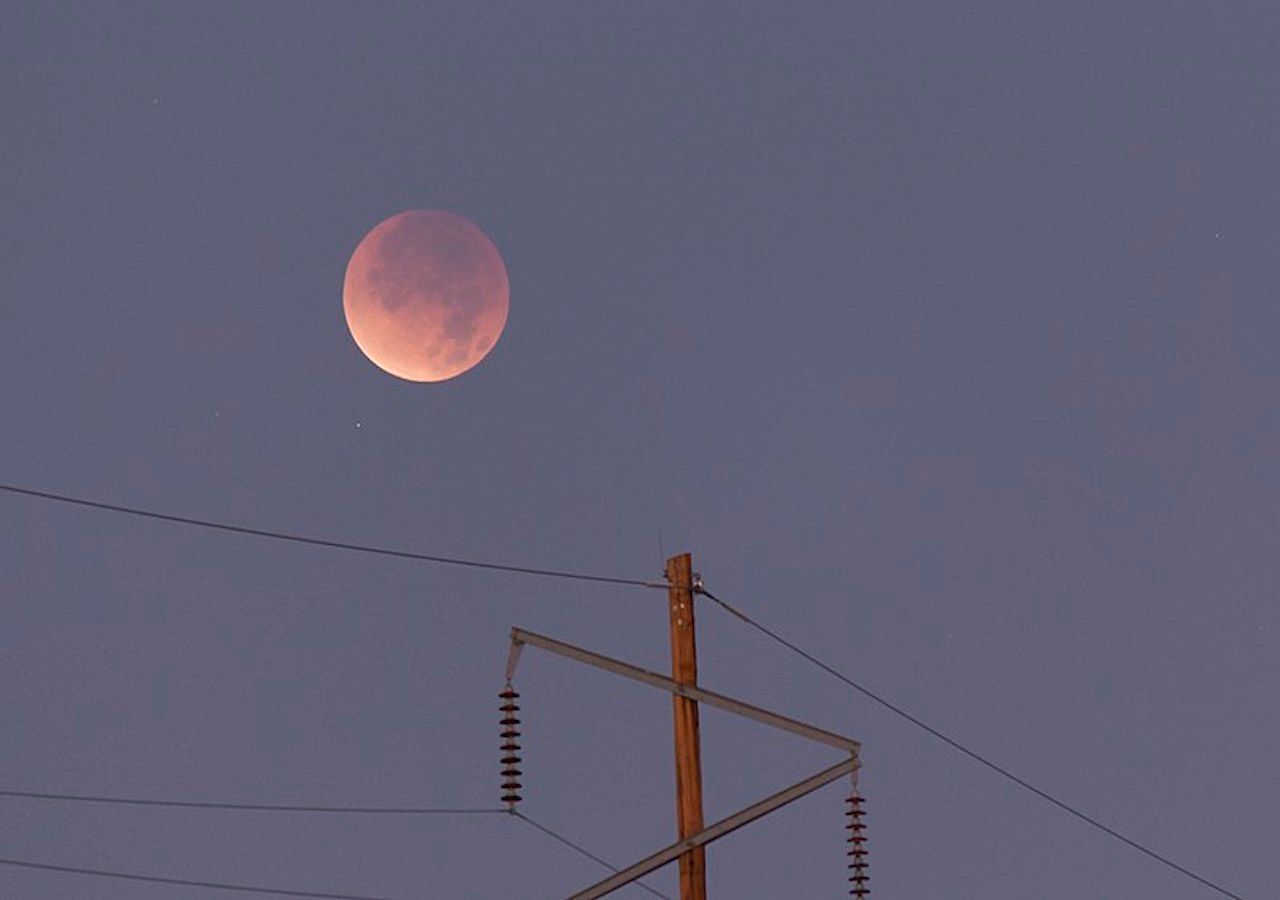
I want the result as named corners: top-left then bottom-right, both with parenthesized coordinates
top-left (666, 553), bottom-right (707, 900)
top-left (499, 552), bottom-right (867, 898)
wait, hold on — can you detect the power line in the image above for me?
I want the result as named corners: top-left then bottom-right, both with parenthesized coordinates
top-left (698, 587), bottom-right (1245, 900)
top-left (0, 789), bottom-right (505, 815)
top-left (9, 479), bottom-right (1235, 894)
top-left (0, 856), bottom-right (388, 899)
top-left (511, 810), bottom-right (672, 900)
top-left (0, 483), bottom-right (666, 590)
top-left (2, 793), bottom-right (668, 897)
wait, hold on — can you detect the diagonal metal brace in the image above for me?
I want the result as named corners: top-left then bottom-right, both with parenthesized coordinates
top-left (568, 755), bottom-right (859, 899)
top-left (509, 627), bottom-right (858, 752)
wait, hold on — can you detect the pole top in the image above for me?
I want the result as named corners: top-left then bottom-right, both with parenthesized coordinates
top-left (664, 552), bottom-right (695, 591)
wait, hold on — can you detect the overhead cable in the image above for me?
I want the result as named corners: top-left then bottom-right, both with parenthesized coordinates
top-left (511, 810), bottom-right (672, 900)
top-left (0, 483), bottom-right (666, 590)
top-left (0, 856), bottom-right (388, 899)
top-left (0, 789), bottom-right (505, 815)
top-left (698, 587), bottom-right (1244, 900)
top-left (0, 794), bottom-right (667, 897)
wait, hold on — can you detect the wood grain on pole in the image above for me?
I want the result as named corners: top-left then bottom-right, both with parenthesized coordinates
top-left (667, 553), bottom-right (707, 900)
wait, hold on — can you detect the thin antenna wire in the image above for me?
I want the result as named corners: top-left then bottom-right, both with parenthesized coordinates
top-left (511, 810), bottom-right (672, 900)
top-left (0, 484), bottom-right (667, 590)
top-left (698, 587), bottom-right (1245, 900)
top-left (0, 789), bottom-right (506, 815)
top-left (0, 856), bottom-right (388, 899)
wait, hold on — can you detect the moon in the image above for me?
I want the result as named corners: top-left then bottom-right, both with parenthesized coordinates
top-left (342, 210), bottom-right (509, 382)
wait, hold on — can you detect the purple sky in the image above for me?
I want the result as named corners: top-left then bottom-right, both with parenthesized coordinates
top-left (1, 3), bottom-right (1275, 897)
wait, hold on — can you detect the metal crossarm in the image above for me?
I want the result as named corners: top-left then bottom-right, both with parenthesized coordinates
top-left (568, 756), bottom-right (859, 899)
top-left (508, 627), bottom-right (859, 752)
top-left (504, 619), bottom-right (865, 899)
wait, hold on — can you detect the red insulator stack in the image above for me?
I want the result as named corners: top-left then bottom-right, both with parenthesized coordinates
top-left (846, 793), bottom-right (868, 896)
top-left (499, 685), bottom-right (522, 808)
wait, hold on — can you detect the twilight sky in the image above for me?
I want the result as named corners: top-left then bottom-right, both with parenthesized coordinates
top-left (1, 3), bottom-right (1276, 898)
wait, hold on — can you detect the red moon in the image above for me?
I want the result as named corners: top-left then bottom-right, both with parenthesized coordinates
top-left (342, 210), bottom-right (509, 382)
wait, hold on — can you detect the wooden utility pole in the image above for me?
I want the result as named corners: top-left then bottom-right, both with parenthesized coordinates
top-left (666, 552), bottom-right (707, 900)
